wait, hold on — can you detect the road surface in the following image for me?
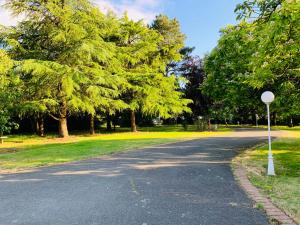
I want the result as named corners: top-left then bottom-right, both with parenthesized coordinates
top-left (0, 130), bottom-right (273, 225)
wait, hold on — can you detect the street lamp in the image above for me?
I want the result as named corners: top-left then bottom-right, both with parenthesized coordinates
top-left (261, 91), bottom-right (275, 176)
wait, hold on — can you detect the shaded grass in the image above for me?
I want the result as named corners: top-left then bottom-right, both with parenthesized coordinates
top-left (225, 125), bottom-right (300, 131)
top-left (101, 124), bottom-right (232, 133)
top-left (0, 129), bottom-right (230, 171)
top-left (241, 134), bottom-right (300, 223)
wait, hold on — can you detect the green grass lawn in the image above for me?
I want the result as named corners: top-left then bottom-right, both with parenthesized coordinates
top-left (241, 133), bottom-right (300, 223)
top-left (265, 125), bottom-right (300, 131)
top-left (0, 126), bottom-right (231, 171)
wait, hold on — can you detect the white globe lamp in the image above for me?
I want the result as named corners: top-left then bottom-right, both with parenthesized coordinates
top-left (261, 91), bottom-right (275, 105)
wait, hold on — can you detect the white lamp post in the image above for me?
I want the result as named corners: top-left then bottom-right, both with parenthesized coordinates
top-left (261, 91), bottom-right (275, 176)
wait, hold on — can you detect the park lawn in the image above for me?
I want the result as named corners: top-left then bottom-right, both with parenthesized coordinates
top-left (0, 128), bottom-right (230, 171)
top-left (241, 131), bottom-right (300, 223)
top-left (261, 126), bottom-right (300, 131)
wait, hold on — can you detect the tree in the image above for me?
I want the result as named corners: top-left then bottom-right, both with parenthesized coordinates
top-left (115, 16), bottom-right (191, 132)
top-left (177, 48), bottom-right (211, 120)
top-left (151, 14), bottom-right (186, 76)
top-left (203, 0), bottom-right (299, 124)
top-left (1, 1), bottom-right (192, 136)
top-left (2, 0), bottom-right (127, 137)
top-left (203, 22), bottom-right (262, 123)
top-left (236, 0), bottom-right (300, 121)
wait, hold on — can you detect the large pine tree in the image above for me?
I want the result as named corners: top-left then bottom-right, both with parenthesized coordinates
top-left (115, 16), bottom-right (191, 132)
top-left (2, 0), bottom-right (126, 137)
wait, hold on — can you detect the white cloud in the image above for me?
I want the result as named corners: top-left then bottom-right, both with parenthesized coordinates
top-left (0, 0), bottom-right (165, 26)
top-left (0, 0), bottom-right (24, 26)
top-left (93, 0), bottom-right (164, 23)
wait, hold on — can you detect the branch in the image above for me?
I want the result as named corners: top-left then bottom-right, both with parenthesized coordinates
top-left (49, 113), bottom-right (59, 121)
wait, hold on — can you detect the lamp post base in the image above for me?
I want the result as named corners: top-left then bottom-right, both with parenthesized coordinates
top-left (268, 157), bottom-right (275, 176)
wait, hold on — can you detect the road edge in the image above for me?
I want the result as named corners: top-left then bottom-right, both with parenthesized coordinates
top-left (232, 146), bottom-right (298, 225)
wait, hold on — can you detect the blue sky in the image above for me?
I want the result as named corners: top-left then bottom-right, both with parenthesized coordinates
top-left (0, 0), bottom-right (243, 56)
top-left (162, 1), bottom-right (242, 56)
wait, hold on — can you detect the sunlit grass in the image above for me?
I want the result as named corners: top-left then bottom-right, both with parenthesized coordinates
top-left (0, 126), bottom-right (231, 171)
top-left (241, 131), bottom-right (300, 223)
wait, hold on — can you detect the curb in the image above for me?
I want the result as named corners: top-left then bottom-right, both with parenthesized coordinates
top-left (233, 165), bottom-right (298, 225)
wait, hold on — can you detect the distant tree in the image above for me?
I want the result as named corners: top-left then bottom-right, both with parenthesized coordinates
top-left (151, 14), bottom-right (186, 76)
top-left (178, 48), bottom-right (211, 120)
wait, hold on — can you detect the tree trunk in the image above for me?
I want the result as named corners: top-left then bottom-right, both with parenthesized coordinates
top-left (112, 115), bottom-right (116, 131)
top-left (208, 118), bottom-right (211, 130)
top-left (35, 114), bottom-right (45, 137)
top-left (289, 118), bottom-right (294, 127)
top-left (38, 117), bottom-right (45, 137)
top-left (58, 100), bottom-right (69, 138)
top-left (36, 119), bottom-right (40, 135)
top-left (89, 114), bottom-right (95, 135)
top-left (130, 110), bottom-right (137, 132)
top-left (106, 113), bottom-right (112, 131)
top-left (273, 112), bottom-right (277, 126)
top-left (59, 118), bottom-right (68, 138)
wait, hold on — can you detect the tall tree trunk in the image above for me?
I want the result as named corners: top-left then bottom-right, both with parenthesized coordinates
top-left (59, 118), bottom-right (68, 138)
top-left (89, 114), bottom-right (95, 135)
top-left (273, 112), bottom-right (277, 126)
top-left (36, 119), bottom-right (40, 135)
top-left (130, 110), bottom-right (137, 132)
top-left (208, 118), bottom-right (211, 130)
top-left (106, 113), bottom-right (112, 131)
top-left (58, 100), bottom-right (69, 138)
top-left (38, 117), bottom-right (45, 137)
top-left (112, 115), bottom-right (116, 131)
top-left (289, 118), bottom-right (294, 127)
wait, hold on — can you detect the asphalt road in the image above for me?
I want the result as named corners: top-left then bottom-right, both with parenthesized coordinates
top-left (0, 131), bottom-right (272, 225)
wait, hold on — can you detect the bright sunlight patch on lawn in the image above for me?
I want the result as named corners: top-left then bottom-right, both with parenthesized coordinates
top-left (0, 126), bottom-right (231, 171)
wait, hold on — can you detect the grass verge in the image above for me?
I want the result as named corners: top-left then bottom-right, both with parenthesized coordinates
top-left (239, 131), bottom-right (300, 224)
top-left (0, 129), bottom-right (230, 171)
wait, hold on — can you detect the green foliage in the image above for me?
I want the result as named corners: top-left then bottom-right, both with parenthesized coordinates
top-left (203, 0), bottom-right (300, 122)
top-left (246, 1), bottom-right (300, 118)
top-left (179, 48), bottom-right (211, 119)
top-left (0, 50), bottom-right (19, 135)
top-left (151, 14), bottom-right (186, 72)
top-left (116, 15), bottom-right (191, 119)
top-left (0, 1), bottom-right (192, 135)
top-left (235, 0), bottom-right (282, 21)
top-left (203, 22), bottom-right (261, 121)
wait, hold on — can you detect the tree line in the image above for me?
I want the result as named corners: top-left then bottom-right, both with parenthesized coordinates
top-left (0, 0), bottom-right (192, 138)
top-left (202, 0), bottom-right (300, 126)
top-left (1, 0), bottom-right (299, 138)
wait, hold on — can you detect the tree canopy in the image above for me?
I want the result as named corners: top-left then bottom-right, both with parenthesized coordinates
top-left (0, 0), bottom-right (191, 136)
top-left (203, 0), bottom-right (300, 123)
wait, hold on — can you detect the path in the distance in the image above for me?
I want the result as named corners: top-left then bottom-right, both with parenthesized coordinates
top-left (0, 130), bottom-right (277, 225)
